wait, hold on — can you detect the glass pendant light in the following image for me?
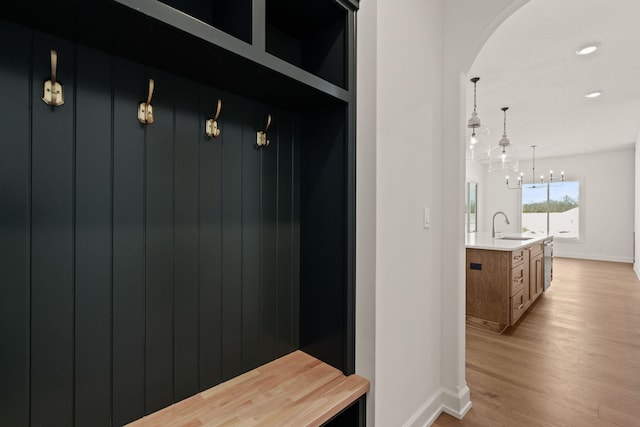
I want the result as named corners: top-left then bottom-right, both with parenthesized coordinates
top-left (488, 107), bottom-right (519, 172)
top-left (466, 125), bottom-right (491, 162)
top-left (466, 77), bottom-right (491, 162)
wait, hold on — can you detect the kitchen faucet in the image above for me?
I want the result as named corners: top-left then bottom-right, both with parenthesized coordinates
top-left (492, 211), bottom-right (510, 238)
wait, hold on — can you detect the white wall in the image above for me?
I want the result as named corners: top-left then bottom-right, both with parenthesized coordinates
top-left (465, 161), bottom-right (485, 185)
top-left (374, 0), bottom-right (443, 425)
top-left (355, 0), bottom-right (377, 424)
top-left (356, 0), bottom-right (531, 425)
top-left (636, 134), bottom-right (640, 276)
top-left (480, 148), bottom-right (635, 262)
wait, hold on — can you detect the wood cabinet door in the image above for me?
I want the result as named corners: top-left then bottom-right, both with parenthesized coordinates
top-left (522, 248), bottom-right (531, 309)
top-left (536, 253), bottom-right (544, 296)
top-left (510, 289), bottom-right (526, 325)
top-left (530, 252), bottom-right (544, 301)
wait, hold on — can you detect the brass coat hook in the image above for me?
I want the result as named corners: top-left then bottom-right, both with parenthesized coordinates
top-left (256, 114), bottom-right (272, 148)
top-left (42, 49), bottom-right (64, 106)
top-left (138, 79), bottom-right (155, 124)
top-left (205, 99), bottom-right (222, 138)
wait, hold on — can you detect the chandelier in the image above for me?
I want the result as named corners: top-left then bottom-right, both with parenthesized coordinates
top-left (506, 145), bottom-right (564, 189)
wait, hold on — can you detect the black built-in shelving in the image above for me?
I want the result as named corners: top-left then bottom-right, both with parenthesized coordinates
top-left (0, 0), bottom-right (359, 425)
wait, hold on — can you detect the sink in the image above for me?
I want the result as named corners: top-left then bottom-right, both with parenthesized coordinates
top-left (496, 236), bottom-right (534, 241)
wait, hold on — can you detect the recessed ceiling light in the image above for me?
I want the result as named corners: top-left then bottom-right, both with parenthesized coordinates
top-left (584, 90), bottom-right (603, 98)
top-left (576, 44), bottom-right (600, 55)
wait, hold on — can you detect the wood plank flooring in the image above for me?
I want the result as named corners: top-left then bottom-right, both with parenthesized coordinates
top-left (434, 257), bottom-right (640, 427)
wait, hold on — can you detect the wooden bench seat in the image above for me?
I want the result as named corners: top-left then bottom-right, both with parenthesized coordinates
top-left (126, 350), bottom-right (370, 427)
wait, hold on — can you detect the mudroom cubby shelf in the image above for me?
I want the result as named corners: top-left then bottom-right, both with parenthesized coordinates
top-left (159, 0), bottom-right (253, 43)
top-left (266, 0), bottom-right (348, 89)
top-left (0, 0), bottom-right (360, 426)
top-left (0, 0), bottom-right (352, 106)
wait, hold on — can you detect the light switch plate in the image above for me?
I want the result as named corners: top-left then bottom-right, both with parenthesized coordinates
top-left (423, 207), bottom-right (430, 229)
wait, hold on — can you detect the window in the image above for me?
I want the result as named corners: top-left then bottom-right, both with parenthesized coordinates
top-left (466, 182), bottom-right (478, 233)
top-left (521, 181), bottom-right (580, 239)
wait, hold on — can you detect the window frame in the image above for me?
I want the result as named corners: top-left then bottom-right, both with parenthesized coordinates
top-left (519, 178), bottom-right (584, 242)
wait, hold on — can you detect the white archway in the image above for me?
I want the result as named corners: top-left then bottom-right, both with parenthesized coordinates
top-left (354, 1), bottom-right (534, 425)
top-left (440, 0), bottom-right (531, 419)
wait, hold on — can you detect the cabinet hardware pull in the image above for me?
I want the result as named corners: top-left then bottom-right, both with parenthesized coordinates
top-left (138, 79), bottom-right (155, 124)
top-left (43, 49), bottom-right (64, 106)
top-left (205, 99), bottom-right (222, 138)
top-left (256, 113), bottom-right (272, 148)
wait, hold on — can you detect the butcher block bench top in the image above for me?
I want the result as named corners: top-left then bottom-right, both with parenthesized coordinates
top-left (126, 350), bottom-right (370, 427)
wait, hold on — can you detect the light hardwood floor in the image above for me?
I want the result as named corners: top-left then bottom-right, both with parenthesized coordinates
top-left (434, 257), bottom-right (640, 427)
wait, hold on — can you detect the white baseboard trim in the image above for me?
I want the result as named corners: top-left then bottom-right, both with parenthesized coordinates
top-left (402, 386), bottom-right (472, 427)
top-left (555, 253), bottom-right (633, 263)
top-left (634, 263), bottom-right (640, 281)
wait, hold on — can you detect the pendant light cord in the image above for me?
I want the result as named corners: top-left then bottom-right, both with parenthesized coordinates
top-left (470, 77), bottom-right (480, 116)
top-left (502, 107), bottom-right (508, 136)
top-left (532, 145), bottom-right (536, 184)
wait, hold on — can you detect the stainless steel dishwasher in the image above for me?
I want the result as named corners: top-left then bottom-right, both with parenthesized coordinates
top-left (543, 237), bottom-right (553, 291)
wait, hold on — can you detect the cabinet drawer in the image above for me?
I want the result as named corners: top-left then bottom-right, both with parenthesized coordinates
top-left (511, 264), bottom-right (525, 296)
top-left (511, 289), bottom-right (525, 325)
top-left (529, 243), bottom-right (543, 257)
top-left (511, 249), bottom-right (525, 267)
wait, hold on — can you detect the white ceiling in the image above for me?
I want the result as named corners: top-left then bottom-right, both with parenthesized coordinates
top-left (467, 0), bottom-right (640, 161)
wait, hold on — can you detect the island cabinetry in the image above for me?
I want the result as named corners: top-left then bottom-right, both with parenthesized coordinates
top-left (510, 253), bottom-right (527, 326)
top-left (466, 241), bottom-right (544, 334)
top-left (529, 243), bottom-right (544, 307)
top-left (466, 248), bottom-right (511, 333)
top-left (511, 248), bottom-right (525, 266)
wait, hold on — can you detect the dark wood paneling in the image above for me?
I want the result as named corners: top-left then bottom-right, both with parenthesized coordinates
top-left (145, 68), bottom-right (175, 413)
top-left (300, 106), bottom-right (347, 371)
top-left (276, 110), bottom-right (295, 355)
top-left (198, 86), bottom-right (224, 389)
top-left (74, 45), bottom-right (113, 427)
top-left (173, 76), bottom-right (200, 401)
top-left (0, 21), bottom-right (31, 427)
top-left (261, 107), bottom-right (278, 363)
top-left (261, 107), bottom-right (279, 362)
top-left (0, 20), bottom-right (309, 425)
top-left (30, 33), bottom-right (75, 427)
top-left (220, 93), bottom-right (243, 380)
top-left (112, 57), bottom-right (146, 426)
top-left (292, 117), bottom-right (301, 350)
top-left (242, 99), bottom-right (262, 371)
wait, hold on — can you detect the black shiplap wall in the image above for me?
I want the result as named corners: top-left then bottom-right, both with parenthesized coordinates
top-left (0, 22), bottom-right (299, 427)
top-left (300, 106), bottom-right (347, 372)
top-left (30, 33), bottom-right (76, 427)
top-left (75, 43), bottom-right (113, 426)
top-left (0, 19), bottom-right (31, 427)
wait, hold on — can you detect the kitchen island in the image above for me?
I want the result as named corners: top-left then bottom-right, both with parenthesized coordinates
top-left (466, 232), bottom-right (552, 333)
